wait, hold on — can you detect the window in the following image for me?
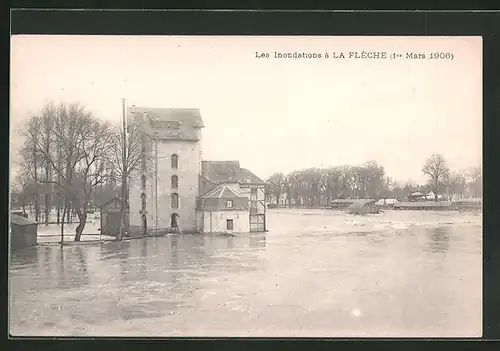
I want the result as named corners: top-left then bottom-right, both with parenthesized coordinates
top-left (226, 219), bottom-right (234, 230)
top-left (226, 200), bottom-right (233, 208)
top-left (167, 121), bottom-right (180, 129)
top-left (171, 154), bottom-right (179, 169)
top-left (171, 193), bottom-right (179, 209)
top-left (171, 175), bottom-right (178, 189)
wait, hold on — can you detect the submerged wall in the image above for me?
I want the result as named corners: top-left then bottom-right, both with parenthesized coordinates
top-left (202, 210), bottom-right (249, 234)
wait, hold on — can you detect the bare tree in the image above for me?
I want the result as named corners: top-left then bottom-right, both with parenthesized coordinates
top-left (445, 171), bottom-right (467, 200)
top-left (380, 176), bottom-right (394, 199)
top-left (25, 102), bottom-right (113, 241)
top-left (266, 173), bottom-right (286, 205)
top-left (323, 167), bottom-right (342, 203)
top-left (106, 120), bottom-right (146, 240)
top-left (19, 116), bottom-right (43, 221)
top-left (422, 153), bottom-right (450, 201)
top-left (41, 102), bottom-right (57, 224)
top-left (277, 162), bottom-right (388, 209)
top-left (467, 165), bottom-right (482, 198)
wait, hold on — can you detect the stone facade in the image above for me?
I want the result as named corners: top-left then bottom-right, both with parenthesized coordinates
top-left (128, 107), bottom-right (203, 234)
top-left (155, 138), bottom-right (202, 232)
top-left (127, 106), bottom-right (266, 235)
top-left (202, 210), bottom-right (250, 234)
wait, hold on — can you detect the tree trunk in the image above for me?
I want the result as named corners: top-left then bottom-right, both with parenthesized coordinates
top-left (67, 201), bottom-right (71, 223)
top-left (33, 195), bottom-right (39, 222)
top-left (44, 193), bottom-right (49, 225)
top-left (117, 176), bottom-right (127, 241)
top-left (74, 207), bottom-right (87, 242)
top-left (44, 163), bottom-right (50, 225)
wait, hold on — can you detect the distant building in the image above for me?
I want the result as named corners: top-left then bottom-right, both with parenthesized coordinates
top-left (127, 106), bottom-right (266, 235)
top-left (408, 191), bottom-right (443, 202)
top-left (375, 198), bottom-right (398, 207)
top-left (408, 192), bottom-right (424, 202)
top-left (424, 191), bottom-right (443, 201)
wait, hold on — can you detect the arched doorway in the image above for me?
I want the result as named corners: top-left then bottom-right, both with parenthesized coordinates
top-left (171, 213), bottom-right (179, 233)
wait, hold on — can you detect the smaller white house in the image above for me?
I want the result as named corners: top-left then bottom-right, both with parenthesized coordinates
top-left (198, 183), bottom-right (250, 234)
top-left (424, 191), bottom-right (443, 200)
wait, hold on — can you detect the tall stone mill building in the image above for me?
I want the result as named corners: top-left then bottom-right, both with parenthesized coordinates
top-left (127, 106), bottom-right (267, 235)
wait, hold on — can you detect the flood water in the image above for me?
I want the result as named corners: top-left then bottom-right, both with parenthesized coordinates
top-left (9, 209), bottom-right (482, 337)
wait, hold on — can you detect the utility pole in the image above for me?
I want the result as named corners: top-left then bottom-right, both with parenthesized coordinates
top-left (155, 138), bottom-right (158, 232)
top-left (139, 108), bottom-right (148, 236)
top-left (118, 98), bottom-right (127, 240)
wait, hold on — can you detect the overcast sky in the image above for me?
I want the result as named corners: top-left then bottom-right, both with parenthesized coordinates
top-left (10, 35), bottom-right (481, 184)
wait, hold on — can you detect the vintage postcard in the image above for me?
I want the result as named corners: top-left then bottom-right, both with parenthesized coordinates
top-left (9, 35), bottom-right (482, 337)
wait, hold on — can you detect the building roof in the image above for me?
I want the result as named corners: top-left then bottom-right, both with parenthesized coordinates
top-left (11, 214), bottom-right (38, 226)
top-left (127, 106), bottom-right (203, 141)
top-left (332, 199), bottom-right (354, 203)
top-left (128, 106), bottom-right (204, 128)
top-left (452, 198), bottom-right (482, 204)
top-left (201, 161), bottom-right (265, 185)
top-left (100, 196), bottom-right (123, 208)
top-left (332, 199), bottom-right (370, 204)
top-left (239, 168), bottom-right (266, 185)
top-left (394, 201), bottom-right (452, 208)
top-left (348, 199), bottom-right (377, 209)
top-left (202, 184), bottom-right (246, 199)
top-left (375, 199), bottom-right (398, 205)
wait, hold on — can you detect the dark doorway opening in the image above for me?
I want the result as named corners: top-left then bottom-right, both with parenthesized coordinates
top-left (171, 213), bottom-right (179, 233)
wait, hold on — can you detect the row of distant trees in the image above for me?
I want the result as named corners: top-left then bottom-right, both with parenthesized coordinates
top-left (265, 155), bottom-right (482, 207)
top-left (10, 101), bottom-right (147, 241)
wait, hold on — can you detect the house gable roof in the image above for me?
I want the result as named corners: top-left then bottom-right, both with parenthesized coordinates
top-left (348, 199), bottom-right (376, 208)
top-left (202, 184), bottom-right (245, 199)
top-left (201, 161), bottom-right (265, 185)
top-left (127, 106), bottom-right (203, 141)
top-left (128, 106), bottom-right (204, 128)
top-left (11, 214), bottom-right (37, 226)
top-left (100, 196), bottom-right (125, 209)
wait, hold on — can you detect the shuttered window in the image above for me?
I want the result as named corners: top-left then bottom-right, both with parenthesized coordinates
top-left (171, 193), bottom-right (179, 209)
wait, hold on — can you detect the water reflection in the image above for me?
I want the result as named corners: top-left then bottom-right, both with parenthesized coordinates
top-left (56, 248), bottom-right (68, 290)
top-left (427, 227), bottom-right (450, 253)
top-left (10, 246), bottom-right (39, 269)
top-left (75, 246), bottom-right (88, 274)
top-left (249, 234), bottom-right (266, 249)
top-left (9, 210), bottom-right (482, 337)
top-left (56, 247), bottom-right (89, 290)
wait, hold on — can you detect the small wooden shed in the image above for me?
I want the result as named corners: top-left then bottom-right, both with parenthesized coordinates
top-left (100, 197), bottom-right (129, 236)
top-left (10, 214), bottom-right (38, 250)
